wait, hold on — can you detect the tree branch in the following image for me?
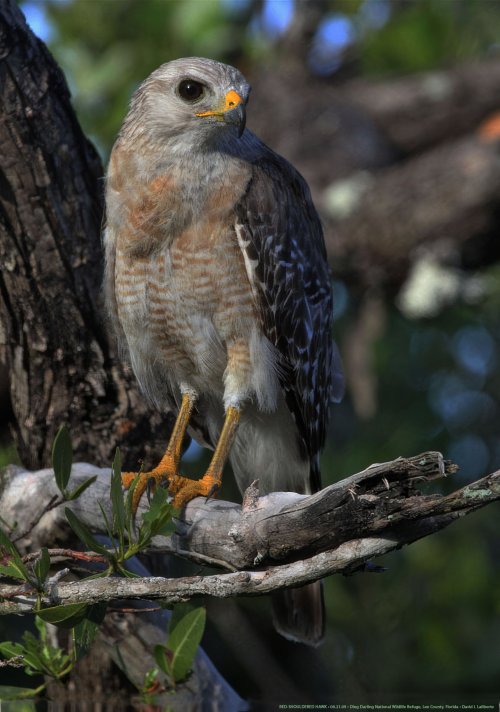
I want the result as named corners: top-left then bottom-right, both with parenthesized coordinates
top-left (1, 453), bottom-right (498, 615)
top-left (325, 134), bottom-right (500, 286)
top-left (339, 58), bottom-right (500, 155)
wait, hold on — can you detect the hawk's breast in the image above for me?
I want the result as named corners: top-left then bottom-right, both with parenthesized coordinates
top-left (111, 159), bottom-right (264, 404)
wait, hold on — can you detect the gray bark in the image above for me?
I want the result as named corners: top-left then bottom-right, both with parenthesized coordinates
top-left (1, 452), bottom-right (498, 613)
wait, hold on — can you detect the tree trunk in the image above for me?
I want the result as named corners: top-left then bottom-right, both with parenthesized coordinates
top-left (0, 0), bottom-right (169, 470)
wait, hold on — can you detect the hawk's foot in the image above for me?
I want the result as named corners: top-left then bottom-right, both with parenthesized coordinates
top-left (168, 473), bottom-right (221, 509)
top-left (122, 450), bottom-right (178, 513)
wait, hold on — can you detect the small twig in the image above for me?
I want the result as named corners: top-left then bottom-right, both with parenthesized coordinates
top-left (107, 605), bottom-right (163, 614)
top-left (0, 583), bottom-right (37, 600)
top-left (171, 548), bottom-right (239, 572)
top-left (12, 494), bottom-right (63, 543)
top-left (23, 549), bottom-right (108, 565)
top-left (0, 656), bottom-right (25, 668)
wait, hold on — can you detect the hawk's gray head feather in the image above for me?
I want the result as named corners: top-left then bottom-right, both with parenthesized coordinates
top-left (121, 57), bottom-right (251, 146)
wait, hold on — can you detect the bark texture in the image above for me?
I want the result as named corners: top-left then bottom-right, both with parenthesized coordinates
top-left (1, 455), bottom-right (498, 707)
top-left (0, 0), bottom-right (169, 470)
top-left (1, 452), bottom-right (498, 612)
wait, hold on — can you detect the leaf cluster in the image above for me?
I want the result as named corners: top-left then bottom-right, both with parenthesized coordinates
top-left (52, 425), bottom-right (96, 501)
top-left (0, 530), bottom-right (49, 594)
top-left (0, 618), bottom-right (72, 700)
top-left (0, 426), bottom-right (207, 703)
top-left (64, 447), bottom-right (176, 580)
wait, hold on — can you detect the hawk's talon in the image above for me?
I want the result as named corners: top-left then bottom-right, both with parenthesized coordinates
top-left (167, 473), bottom-right (222, 509)
top-left (121, 471), bottom-right (138, 489)
top-left (122, 466), bottom-right (222, 512)
top-left (205, 482), bottom-right (220, 502)
top-left (121, 451), bottom-right (179, 514)
top-left (146, 476), bottom-right (157, 503)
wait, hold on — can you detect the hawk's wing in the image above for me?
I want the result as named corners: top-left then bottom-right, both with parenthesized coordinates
top-left (234, 148), bottom-right (344, 490)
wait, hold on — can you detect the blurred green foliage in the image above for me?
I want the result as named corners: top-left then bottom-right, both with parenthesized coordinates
top-left (36, 0), bottom-right (500, 155)
top-left (44, 0), bottom-right (257, 153)
top-left (324, 507), bottom-right (499, 701)
top-left (6, 0), bottom-right (500, 705)
top-left (0, 443), bottom-right (19, 468)
top-left (360, 0), bottom-right (500, 75)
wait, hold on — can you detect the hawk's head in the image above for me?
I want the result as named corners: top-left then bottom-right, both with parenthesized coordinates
top-left (124, 57), bottom-right (251, 145)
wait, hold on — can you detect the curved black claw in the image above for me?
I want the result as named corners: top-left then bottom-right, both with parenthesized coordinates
top-left (146, 476), bottom-right (157, 504)
top-left (205, 482), bottom-right (220, 502)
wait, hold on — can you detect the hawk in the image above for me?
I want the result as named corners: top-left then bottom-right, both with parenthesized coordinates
top-left (104, 57), bottom-right (343, 645)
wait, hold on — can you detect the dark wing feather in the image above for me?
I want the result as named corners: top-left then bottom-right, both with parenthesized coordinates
top-left (234, 148), bottom-right (344, 491)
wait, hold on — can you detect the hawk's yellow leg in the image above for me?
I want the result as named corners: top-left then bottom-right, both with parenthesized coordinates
top-left (168, 406), bottom-right (241, 508)
top-left (122, 399), bottom-right (241, 511)
top-left (122, 392), bottom-right (194, 512)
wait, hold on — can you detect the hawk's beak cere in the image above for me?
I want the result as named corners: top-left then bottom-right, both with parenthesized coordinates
top-left (196, 90), bottom-right (246, 138)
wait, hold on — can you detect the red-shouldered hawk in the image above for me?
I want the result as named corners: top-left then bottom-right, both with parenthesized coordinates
top-left (104, 57), bottom-right (343, 645)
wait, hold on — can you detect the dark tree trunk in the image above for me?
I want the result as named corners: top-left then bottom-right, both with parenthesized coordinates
top-left (0, 0), bottom-right (169, 470)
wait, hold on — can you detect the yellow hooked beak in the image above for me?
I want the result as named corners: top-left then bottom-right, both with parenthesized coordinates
top-left (195, 90), bottom-right (246, 137)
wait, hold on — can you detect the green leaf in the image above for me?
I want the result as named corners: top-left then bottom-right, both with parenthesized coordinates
top-left (73, 603), bottom-right (107, 659)
top-left (115, 563), bottom-right (140, 578)
top-left (73, 619), bottom-right (99, 659)
top-left (97, 501), bottom-right (114, 543)
top-left (34, 547), bottom-right (50, 585)
top-left (167, 606), bottom-right (206, 682)
top-left (110, 448), bottom-right (126, 533)
top-left (1, 623), bottom-right (73, 683)
top-left (0, 641), bottom-right (24, 658)
top-left (142, 483), bottom-right (168, 518)
top-left (125, 474), bottom-right (139, 520)
top-left (0, 527), bottom-right (17, 556)
top-left (34, 615), bottom-right (47, 642)
top-left (168, 601), bottom-right (193, 633)
top-left (67, 476), bottom-right (97, 501)
top-left (85, 601), bottom-right (108, 625)
top-left (0, 562), bottom-right (30, 581)
top-left (65, 509), bottom-right (110, 557)
top-left (15, 635), bottom-right (46, 673)
top-left (0, 528), bottom-right (30, 582)
top-left (137, 487), bottom-right (175, 548)
top-left (0, 684), bottom-right (40, 702)
top-left (153, 643), bottom-right (173, 678)
top-left (20, 628), bottom-right (72, 678)
top-left (52, 425), bottom-right (73, 493)
top-left (143, 666), bottom-right (159, 690)
top-left (36, 602), bottom-right (88, 628)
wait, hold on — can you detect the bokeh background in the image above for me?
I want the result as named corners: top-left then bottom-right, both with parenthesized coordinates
top-left (2, 0), bottom-right (500, 707)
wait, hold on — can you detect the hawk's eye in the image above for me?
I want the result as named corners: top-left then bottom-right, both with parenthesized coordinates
top-left (178, 79), bottom-right (205, 102)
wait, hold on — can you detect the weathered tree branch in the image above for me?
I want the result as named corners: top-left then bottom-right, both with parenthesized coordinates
top-left (325, 134), bottom-right (500, 286)
top-left (1, 453), bottom-right (498, 615)
top-left (340, 58), bottom-right (500, 156)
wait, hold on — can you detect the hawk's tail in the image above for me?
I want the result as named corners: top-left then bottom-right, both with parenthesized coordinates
top-left (271, 581), bottom-right (325, 646)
